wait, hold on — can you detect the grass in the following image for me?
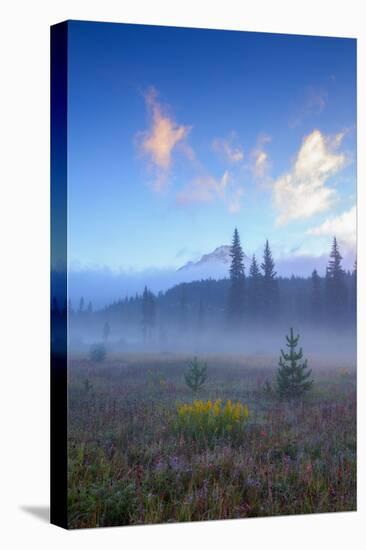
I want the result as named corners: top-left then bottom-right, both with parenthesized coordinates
top-left (67, 353), bottom-right (356, 528)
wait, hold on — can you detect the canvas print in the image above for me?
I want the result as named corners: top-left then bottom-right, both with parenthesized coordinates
top-left (51, 20), bottom-right (357, 529)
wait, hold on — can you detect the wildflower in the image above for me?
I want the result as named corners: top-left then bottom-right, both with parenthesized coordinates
top-left (176, 399), bottom-right (249, 437)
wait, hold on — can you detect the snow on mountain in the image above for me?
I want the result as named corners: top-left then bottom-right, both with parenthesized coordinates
top-left (178, 245), bottom-right (247, 277)
top-left (178, 245), bottom-right (231, 271)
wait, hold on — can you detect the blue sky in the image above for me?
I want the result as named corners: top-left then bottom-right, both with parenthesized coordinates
top-left (67, 21), bottom-right (356, 274)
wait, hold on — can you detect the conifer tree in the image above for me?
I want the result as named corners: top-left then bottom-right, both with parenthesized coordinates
top-left (184, 357), bottom-right (207, 393)
top-left (325, 237), bottom-right (347, 321)
top-left (79, 296), bottom-right (85, 315)
top-left (328, 236), bottom-right (343, 274)
top-left (248, 254), bottom-right (262, 318)
top-left (276, 328), bottom-right (313, 399)
top-left (227, 228), bottom-right (245, 325)
top-left (260, 240), bottom-right (278, 315)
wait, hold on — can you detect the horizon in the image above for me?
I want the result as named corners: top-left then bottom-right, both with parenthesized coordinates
top-left (59, 231), bottom-right (356, 309)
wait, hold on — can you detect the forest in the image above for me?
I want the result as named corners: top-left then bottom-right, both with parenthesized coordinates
top-left (52, 231), bottom-right (356, 354)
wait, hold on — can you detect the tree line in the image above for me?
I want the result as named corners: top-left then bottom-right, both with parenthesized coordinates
top-left (226, 228), bottom-right (356, 328)
top-left (53, 229), bottom-right (356, 343)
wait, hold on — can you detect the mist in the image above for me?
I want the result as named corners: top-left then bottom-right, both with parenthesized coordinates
top-left (60, 273), bottom-right (356, 364)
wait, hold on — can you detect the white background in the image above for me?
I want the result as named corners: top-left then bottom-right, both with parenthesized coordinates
top-left (0, 1), bottom-right (365, 548)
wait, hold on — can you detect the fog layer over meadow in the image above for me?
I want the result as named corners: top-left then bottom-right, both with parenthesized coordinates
top-left (51, 235), bottom-right (356, 363)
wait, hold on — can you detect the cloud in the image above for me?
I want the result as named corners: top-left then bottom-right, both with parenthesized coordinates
top-left (273, 129), bottom-right (347, 225)
top-left (251, 134), bottom-right (271, 179)
top-left (138, 87), bottom-right (191, 191)
top-left (177, 171), bottom-right (230, 205)
top-left (177, 171), bottom-right (244, 213)
top-left (307, 205), bottom-right (356, 249)
top-left (254, 150), bottom-right (268, 177)
top-left (289, 86), bottom-right (328, 128)
top-left (213, 134), bottom-right (244, 163)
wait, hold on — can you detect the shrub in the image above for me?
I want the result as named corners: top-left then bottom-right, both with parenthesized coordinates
top-left (184, 357), bottom-right (207, 393)
top-left (177, 399), bottom-right (249, 439)
top-left (89, 342), bottom-right (107, 362)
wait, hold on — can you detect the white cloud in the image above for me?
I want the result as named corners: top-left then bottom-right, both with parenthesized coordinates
top-left (138, 87), bottom-right (191, 191)
top-left (177, 171), bottom-right (244, 213)
top-left (254, 150), bottom-right (268, 177)
top-left (273, 129), bottom-right (347, 225)
top-left (251, 134), bottom-right (271, 179)
top-left (307, 205), bottom-right (356, 249)
top-left (213, 134), bottom-right (244, 163)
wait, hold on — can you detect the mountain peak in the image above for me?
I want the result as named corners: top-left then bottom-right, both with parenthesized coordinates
top-left (178, 245), bottom-right (247, 273)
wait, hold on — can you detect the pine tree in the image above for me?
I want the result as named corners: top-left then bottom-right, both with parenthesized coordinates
top-left (248, 254), bottom-right (262, 318)
top-left (276, 328), bottom-right (313, 399)
top-left (184, 357), bottom-right (207, 393)
top-left (227, 228), bottom-right (245, 325)
top-left (328, 236), bottom-right (343, 274)
top-left (261, 240), bottom-right (278, 316)
top-left (325, 237), bottom-right (347, 321)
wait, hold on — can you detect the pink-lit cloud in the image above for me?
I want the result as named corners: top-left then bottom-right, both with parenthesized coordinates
top-left (138, 87), bottom-right (192, 191)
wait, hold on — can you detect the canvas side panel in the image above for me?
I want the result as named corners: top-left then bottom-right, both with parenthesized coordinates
top-left (50, 21), bottom-right (68, 529)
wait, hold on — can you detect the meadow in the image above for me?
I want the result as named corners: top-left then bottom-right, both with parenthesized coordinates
top-left (67, 353), bottom-right (356, 528)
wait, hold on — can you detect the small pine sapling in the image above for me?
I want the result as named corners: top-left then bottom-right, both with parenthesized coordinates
top-left (184, 357), bottom-right (207, 393)
top-left (276, 328), bottom-right (313, 399)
